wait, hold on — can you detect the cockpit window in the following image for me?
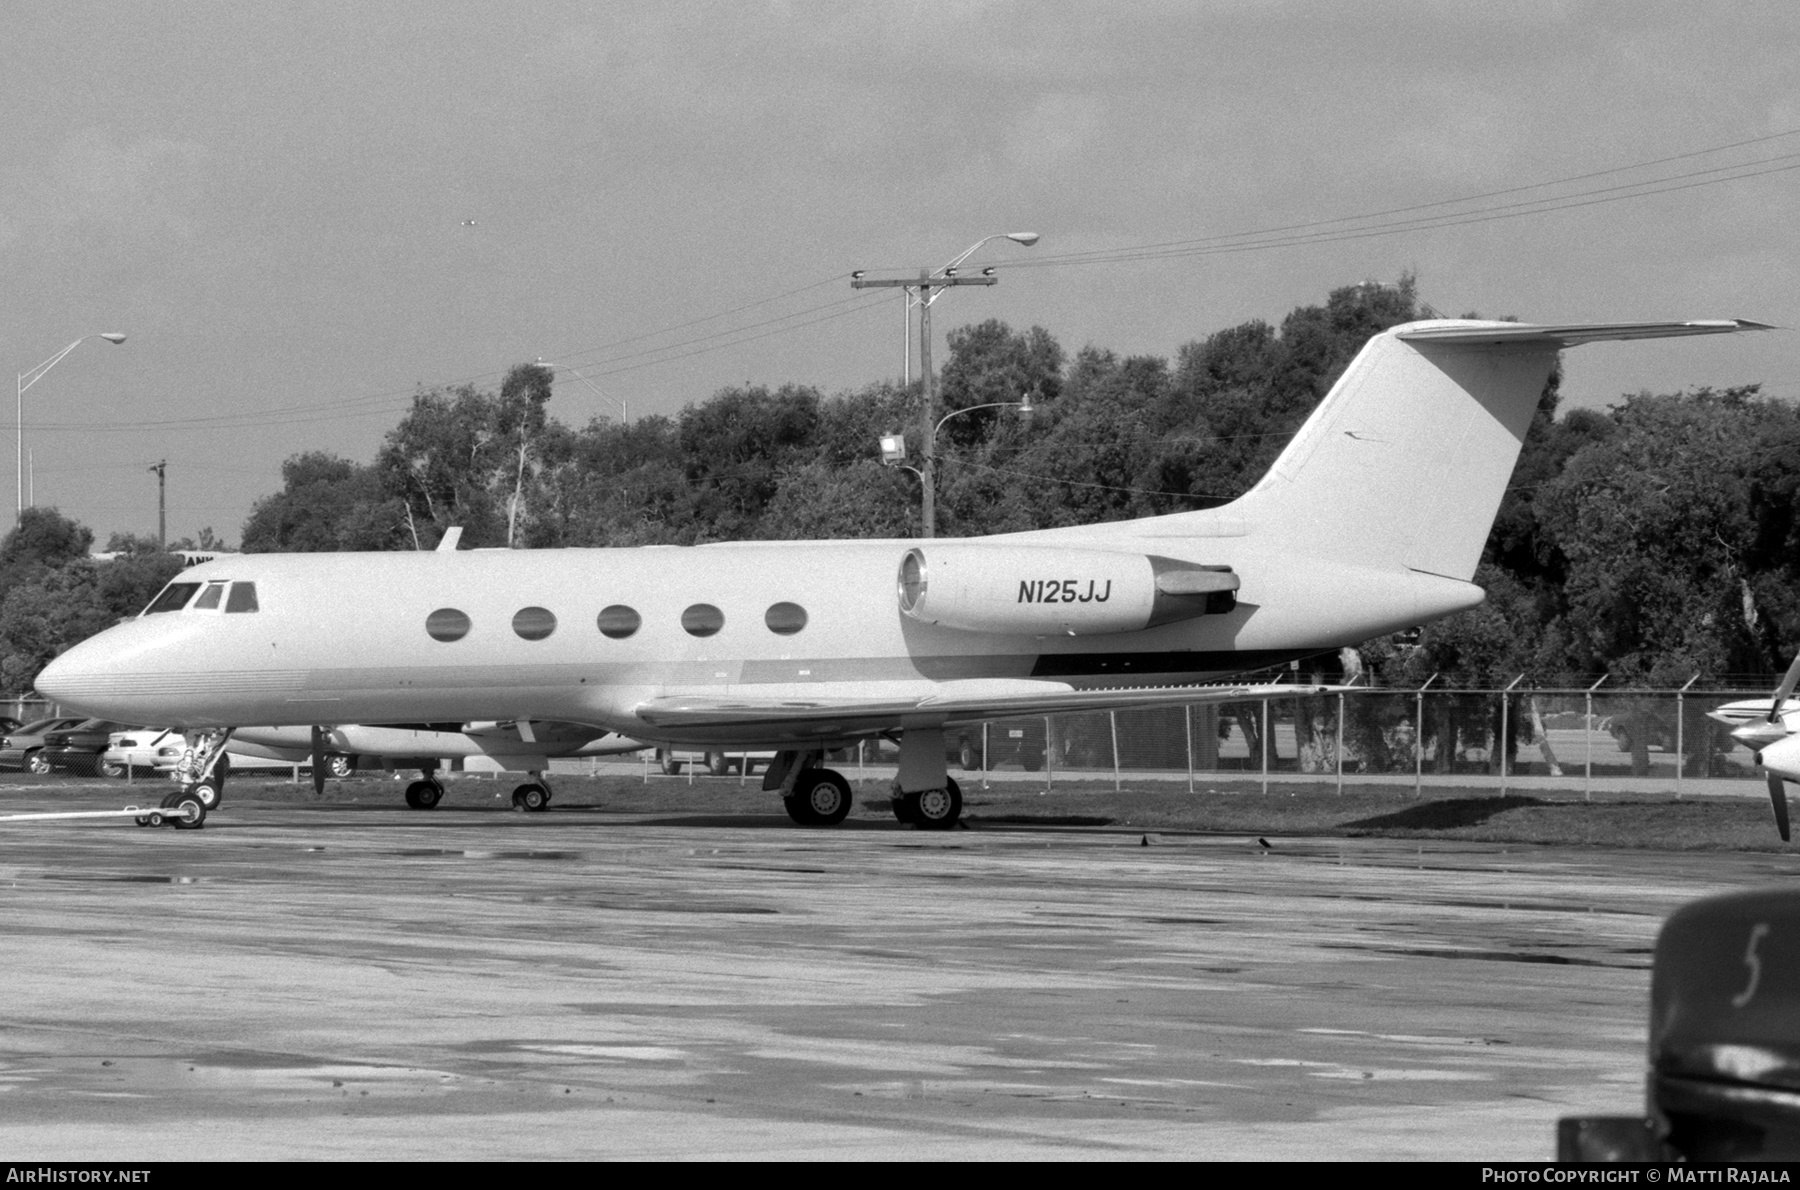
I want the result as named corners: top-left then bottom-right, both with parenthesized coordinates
top-left (192, 582), bottom-right (227, 610)
top-left (144, 582), bottom-right (201, 615)
top-left (225, 582), bottom-right (259, 613)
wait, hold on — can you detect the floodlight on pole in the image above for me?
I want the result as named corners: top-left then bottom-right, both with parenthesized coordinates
top-left (17, 333), bottom-right (127, 519)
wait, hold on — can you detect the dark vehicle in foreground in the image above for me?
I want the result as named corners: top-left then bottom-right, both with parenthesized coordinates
top-left (0, 717), bottom-right (90, 773)
top-left (1560, 887), bottom-right (1800, 1161)
top-left (40, 719), bottom-right (131, 775)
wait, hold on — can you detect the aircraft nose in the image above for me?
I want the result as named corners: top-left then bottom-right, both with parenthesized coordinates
top-left (35, 636), bottom-right (111, 713)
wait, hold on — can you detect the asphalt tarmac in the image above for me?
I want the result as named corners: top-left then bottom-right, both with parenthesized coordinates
top-left (0, 787), bottom-right (1785, 1161)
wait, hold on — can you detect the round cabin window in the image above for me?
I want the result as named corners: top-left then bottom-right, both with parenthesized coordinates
top-left (597, 605), bottom-right (641, 640)
top-left (681, 603), bottom-right (724, 637)
top-left (765, 602), bottom-right (807, 635)
top-left (513, 606), bottom-right (556, 641)
top-left (426, 608), bottom-right (471, 642)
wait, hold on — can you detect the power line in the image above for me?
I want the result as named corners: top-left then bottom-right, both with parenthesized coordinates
top-left (991, 129), bottom-right (1800, 272)
top-left (1004, 154), bottom-right (1800, 272)
top-left (41, 129), bottom-right (1800, 439)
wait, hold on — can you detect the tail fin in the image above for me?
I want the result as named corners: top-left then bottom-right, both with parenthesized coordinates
top-left (1200, 319), bottom-right (1767, 581)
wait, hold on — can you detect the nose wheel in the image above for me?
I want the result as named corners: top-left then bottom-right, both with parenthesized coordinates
top-left (135, 789), bottom-right (208, 830)
top-left (404, 779), bottom-right (445, 809)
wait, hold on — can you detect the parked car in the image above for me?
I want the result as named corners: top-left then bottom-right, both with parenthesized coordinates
top-left (1608, 710), bottom-right (1677, 753)
top-left (947, 721), bottom-right (1046, 771)
top-left (0, 717), bottom-right (92, 772)
top-left (655, 747), bottom-right (775, 776)
top-left (103, 729), bottom-right (188, 778)
top-left (41, 719), bottom-right (132, 775)
top-left (104, 729), bottom-right (312, 779)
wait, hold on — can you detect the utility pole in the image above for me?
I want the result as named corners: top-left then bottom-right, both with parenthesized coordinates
top-left (850, 269), bottom-right (996, 537)
top-left (149, 460), bottom-right (166, 548)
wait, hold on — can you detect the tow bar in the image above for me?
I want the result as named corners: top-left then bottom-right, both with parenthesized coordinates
top-left (0, 795), bottom-right (208, 830)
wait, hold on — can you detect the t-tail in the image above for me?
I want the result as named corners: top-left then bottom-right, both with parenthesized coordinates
top-left (1150, 319), bottom-right (1771, 581)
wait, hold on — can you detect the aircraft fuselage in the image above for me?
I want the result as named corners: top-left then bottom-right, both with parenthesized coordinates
top-left (40, 534), bottom-right (1479, 744)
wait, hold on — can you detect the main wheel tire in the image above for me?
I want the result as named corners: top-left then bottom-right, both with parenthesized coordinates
top-left (326, 754), bottom-right (355, 779)
top-left (790, 769), bottom-right (852, 827)
top-left (192, 780), bottom-right (223, 809)
top-left (708, 751), bottom-right (731, 776)
top-left (170, 791), bottom-right (207, 829)
top-left (25, 751), bottom-right (50, 775)
top-left (783, 793), bottom-right (816, 825)
top-left (404, 780), bottom-right (443, 810)
top-left (890, 795), bottom-right (916, 825)
top-left (909, 776), bottom-right (963, 831)
top-left (513, 783), bottom-right (549, 812)
top-left (658, 750), bottom-right (680, 775)
top-left (958, 739), bottom-right (977, 770)
top-left (99, 758), bottom-right (126, 778)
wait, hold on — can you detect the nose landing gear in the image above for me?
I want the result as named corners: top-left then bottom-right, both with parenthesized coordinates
top-left (174, 729), bottom-right (234, 810)
top-left (134, 788), bottom-right (208, 830)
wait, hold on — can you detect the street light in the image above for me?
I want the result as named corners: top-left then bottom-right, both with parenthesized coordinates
top-left (16, 333), bottom-right (126, 519)
top-left (852, 232), bottom-right (1040, 537)
top-left (879, 390), bottom-right (1037, 534)
top-left (890, 232), bottom-right (1039, 386)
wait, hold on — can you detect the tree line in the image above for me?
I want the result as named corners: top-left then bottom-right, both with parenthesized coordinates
top-left (5, 275), bottom-right (1797, 696)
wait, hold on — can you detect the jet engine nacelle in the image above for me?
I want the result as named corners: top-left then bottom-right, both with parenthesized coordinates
top-left (896, 545), bottom-right (1237, 636)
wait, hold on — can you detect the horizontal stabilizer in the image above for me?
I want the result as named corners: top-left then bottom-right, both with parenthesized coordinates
top-left (1396, 319), bottom-right (1774, 347)
top-left (635, 679), bottom-right (1342, 732)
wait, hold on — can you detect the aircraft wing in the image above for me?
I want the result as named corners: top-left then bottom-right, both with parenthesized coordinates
top-left (1396, 319), bottom-right (1774, 347)
top-left (634, 679), bottom-right (1341, 733)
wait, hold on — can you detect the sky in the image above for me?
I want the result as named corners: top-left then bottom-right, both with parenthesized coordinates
top-left (4, 0), bottom-right (1798, 546)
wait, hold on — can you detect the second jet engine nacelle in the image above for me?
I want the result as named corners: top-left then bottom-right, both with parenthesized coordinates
top-left (896, 545), bottom-right (1238, 636)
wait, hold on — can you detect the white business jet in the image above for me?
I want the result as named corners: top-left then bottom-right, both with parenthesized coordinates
top-left (37, 318), bottom-right (1767, 829)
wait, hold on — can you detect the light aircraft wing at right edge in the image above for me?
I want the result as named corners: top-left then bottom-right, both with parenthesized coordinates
top-left (33, 315), bottom-right (1771, 832)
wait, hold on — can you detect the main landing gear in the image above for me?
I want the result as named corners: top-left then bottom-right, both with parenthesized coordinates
top-left (889, 726), bottom-right (963, 830)
top-left (784, 767), bottom-right (852, 826)
top-left (760, 751), bottom-right (853, 826)
top-left (511, 773), bottom-right (553, 813)
top-left (758, 736), bottom-right (965, 830)
top-left (890, 777), bottom-right (962, 831)
top-left (404, 766), bottom-right (445, 810)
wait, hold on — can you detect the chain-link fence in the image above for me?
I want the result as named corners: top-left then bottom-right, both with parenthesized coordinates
top-left (939, 687), bottom-right (1773, 795)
